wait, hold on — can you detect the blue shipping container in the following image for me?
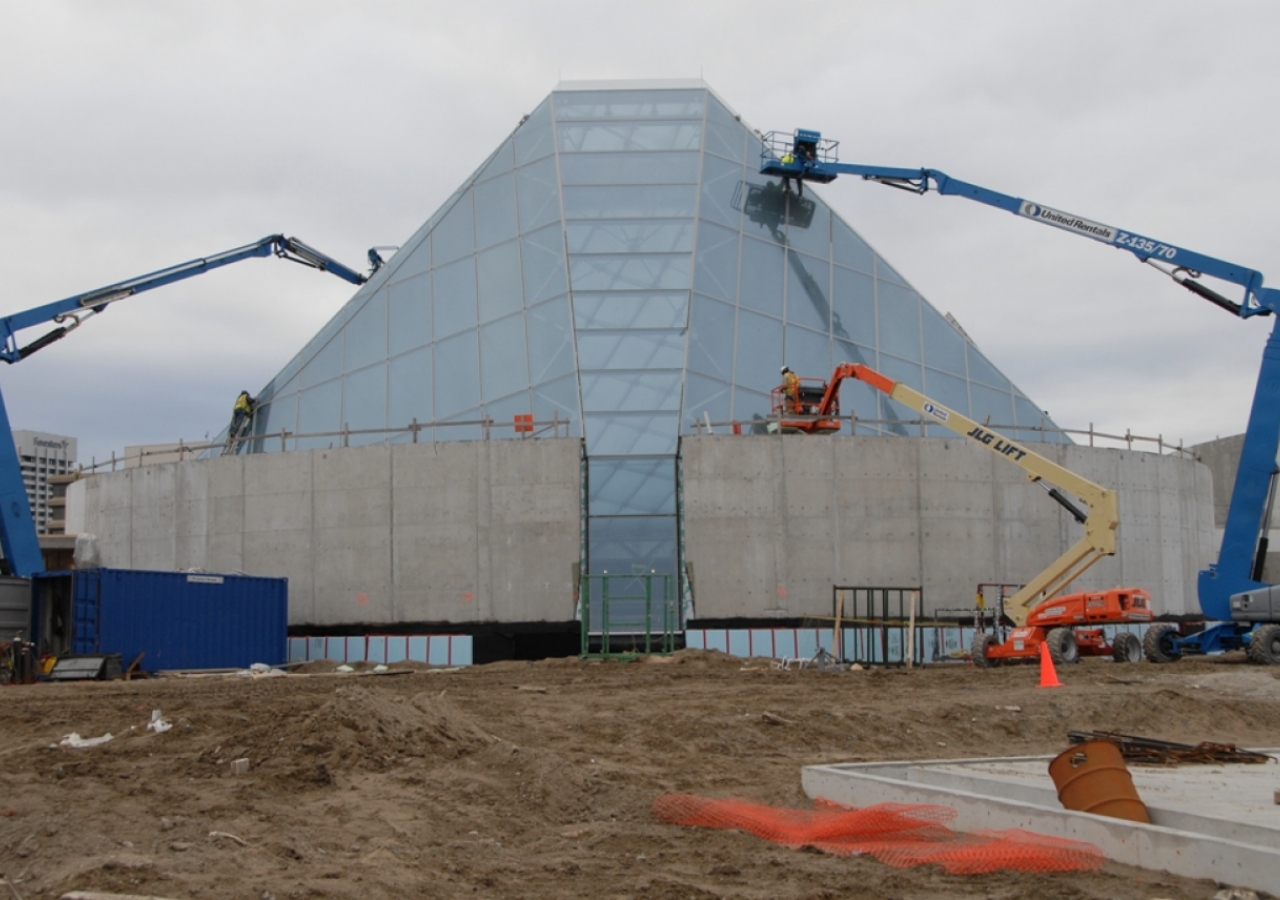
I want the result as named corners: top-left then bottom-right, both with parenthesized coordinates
top-left (33, 568), bottom-right (287, 671)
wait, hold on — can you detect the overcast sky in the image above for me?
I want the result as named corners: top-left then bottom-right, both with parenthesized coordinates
top-left (2, 0), bottom-right (1277, 465)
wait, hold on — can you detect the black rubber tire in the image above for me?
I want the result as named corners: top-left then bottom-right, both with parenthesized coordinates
top-left (1046, 627), bottom-right (1079, 666)
top-left (1142, 623), bottom-right (1181, 663)
top-left (1110, 631), bottom-right (1142, 663)
top-left (971, 632), bottom-right (1000, 668)
top-left (1246, 623), bottom-right (1280, 665)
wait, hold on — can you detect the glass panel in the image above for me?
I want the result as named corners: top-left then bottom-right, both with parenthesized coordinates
top-left (787, 202), bottom-right (831, 259)
top-left (732, 388), bottom-right (773, 429)
top-left (1013, 395), bottom-right (1052, 441)
top-left (967, 343), bottom-right (1011, 390)
top-left (971, 383), bottom-right (1015, 429)
top-left (705, 96), bottom-right (745, 163)
top-left (834, 338), bottom-right (875, 367)
top-left (388, 271), bottom-right (431, 357)
top-left (923, 368), bottom-right (971, 432)
top-left (576, 330), bottom-right (684, 370)
top-left (734, 309), bottom-right (784, 395)
top-left (587, 515), bottom-right (676, 577)
top-left (477, 239), bottom-right (524, 323)
top-left (431, 193), bottom-right (475, 266)
top-left (876, 255), bottom-right (909, 286)
top-left (699, 154), bottom-right (744, 229)
top-left (575, 292), bottom-right (688, 330)
top-left (522, 224), bottom-right (568, 304)
top-left (298, 378), bottom-right (342, 444)
top-left (299, 334), bottom-right (342, 388)
top-left (474, 172), bottom-right (518, 250)
top-left (742, 177), bottom-right (789, 241)
top-left (433, 256), bottom-right (477, 338)
top-left (558, 122), bottom-right (702, 153)
top-left (739, 236), bottom-right (785, 317)
top-left (554, 89), bottom-right (704, 119)
top-left (682, 373), bottom-right (731, 432)
top-left (877, 281), bottom-right (922, 362)
top-left (342, 363), bottom-right (388, 443)
top-left (581, 371), bottom-right (682, 412)
top-left (563, 184), bottom-right (697, 218)
top-left (517, 155), bottom-right (561, 232)
top-left (388, 345), bottom-right (432, 428)
top-left (527, 295), bottom-right (576, 382)
top-left (257, 391), bottom-right (297, 439)
top-left (687, 294), bottom-right (735, 380)
top-left (559, 151), bottom-right (700, 184)
top-left (437, 408), bottom-right (483, 443)
top-left (480, 314), bottom-right (529, 402)
top-left (693, 221), bottom-right (739, 303)
top-left (476, 137), bottom-right (514, 182)
top-left (921, 305), bottom-right (968, 377)
top-left (566, 220), bottom-right (693, 254)
top-left (784, 325), bottom-right (831, 377)
top-left (434, 330), bottom-right (480, 418)
top-left (584, 412), bottom-right (679, 455)
top-left (343, 290), bottom-right (388, 373)
top-left (514, 97), bottom-right (553, 165)
top-left (385, 234), bottom-right (432, 285)
top-left (532, 374), bottom-right (581, 437)
top-left (832, 265), bottom-right (875, 345)
top-left (569, 253), bottom-right (691, 291)
top-left (833, 218), bottom-right (874, 273)
top-left (786, 250), bottom-right (831, 332)
top-left (589, 458), bottom-right (676, 516)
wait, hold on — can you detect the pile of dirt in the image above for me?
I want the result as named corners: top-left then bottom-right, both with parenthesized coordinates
top-left (2, 656), bottom-right (1279, 900)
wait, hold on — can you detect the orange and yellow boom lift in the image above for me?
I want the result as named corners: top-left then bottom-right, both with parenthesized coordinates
top-left (779, 362), bottom-right (1152, 666)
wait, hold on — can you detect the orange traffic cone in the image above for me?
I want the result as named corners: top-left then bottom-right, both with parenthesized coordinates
top-left (1037, 640), bottom-right (1063, 688)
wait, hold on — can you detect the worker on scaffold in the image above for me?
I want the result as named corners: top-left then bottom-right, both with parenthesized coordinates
top-left (780, 366), bottom-right (800, 413)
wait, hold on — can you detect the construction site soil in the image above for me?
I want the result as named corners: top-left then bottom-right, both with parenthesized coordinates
top-left (3, 650), bottom-right (1280, 900)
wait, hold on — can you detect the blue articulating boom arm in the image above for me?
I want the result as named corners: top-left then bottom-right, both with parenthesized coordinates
top-left (761, 129), bottom-right (1280, 657)
top-left (0, 235), bottom-right (368, 578)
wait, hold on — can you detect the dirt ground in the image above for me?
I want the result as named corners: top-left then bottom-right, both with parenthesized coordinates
top-left (2, 650), bottom-right (1279, 900)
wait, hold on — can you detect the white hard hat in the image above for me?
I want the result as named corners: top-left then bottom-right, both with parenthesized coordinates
top-left (780, 365), bottom-right (791, 374)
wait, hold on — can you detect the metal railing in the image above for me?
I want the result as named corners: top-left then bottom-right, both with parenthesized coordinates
top-left (78, 413), bottom-right (573, 474)
top-left (688, 413), bottom-right (1194, 459)
top-left (578, 572), bottom-right (678, 660)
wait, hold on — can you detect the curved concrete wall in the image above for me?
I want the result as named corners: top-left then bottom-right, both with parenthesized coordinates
top-left (67, 440), bottom-right (584, 627)
top-left (682, 435), bottom-right (1215, 619)
top-left (67, 434), bottom-right (1216, 627)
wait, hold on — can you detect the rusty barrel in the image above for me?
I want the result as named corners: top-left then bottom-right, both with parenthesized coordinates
top-left (1048, 740), bottom-right (1150, 823)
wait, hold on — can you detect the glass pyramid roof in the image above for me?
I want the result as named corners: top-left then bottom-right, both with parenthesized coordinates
top-left (234, 79), bottom-right (1063, 578)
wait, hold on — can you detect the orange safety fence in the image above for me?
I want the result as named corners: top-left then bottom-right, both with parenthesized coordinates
top-left (652, 794), bottom-right (1104, 875)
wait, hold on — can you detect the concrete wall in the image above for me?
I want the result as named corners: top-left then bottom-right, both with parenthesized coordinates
top-left (67, 433), bottom-right (1216, 629)
top-left (68, 440), bottom-right (583, 627)
top-left (681, 435), bottom-right (1215, 619)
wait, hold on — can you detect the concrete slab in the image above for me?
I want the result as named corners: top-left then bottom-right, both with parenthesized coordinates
top-left (803, 752), bottom-right (1280, 894)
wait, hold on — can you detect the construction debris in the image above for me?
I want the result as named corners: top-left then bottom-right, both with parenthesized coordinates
top-left (1067, 730), bottom-right (1271, 765)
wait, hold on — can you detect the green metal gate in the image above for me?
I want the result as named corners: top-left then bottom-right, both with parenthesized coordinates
top-left (578, 573), bottom-right (677, 659)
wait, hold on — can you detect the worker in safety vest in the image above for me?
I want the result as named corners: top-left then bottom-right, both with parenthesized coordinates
top-left (780, 366), bottom-right (800, 413)
top-left (227, 390), bottom-right (255, 450)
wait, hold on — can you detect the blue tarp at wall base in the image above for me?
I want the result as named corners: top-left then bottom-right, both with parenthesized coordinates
top-left (34, 568), bottom-right (287, 671)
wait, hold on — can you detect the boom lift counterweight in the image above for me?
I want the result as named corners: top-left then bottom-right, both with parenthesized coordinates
top-left (761, 128), bottom-right (1280, 662)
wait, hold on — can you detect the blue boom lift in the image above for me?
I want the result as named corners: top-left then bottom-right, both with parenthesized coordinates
top-left (0, 234), bottom-right (369, 579)
top-left (760, 129), bottom-right (1280, 664)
